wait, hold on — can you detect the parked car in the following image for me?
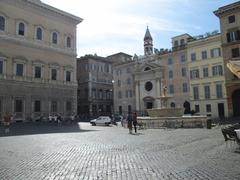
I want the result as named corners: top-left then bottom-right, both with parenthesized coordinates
top-left (90, 116), bottom-right (112, 126)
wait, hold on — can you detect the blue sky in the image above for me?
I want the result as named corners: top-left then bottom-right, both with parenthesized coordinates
top-left (41, 0), bottom-right (237, 57)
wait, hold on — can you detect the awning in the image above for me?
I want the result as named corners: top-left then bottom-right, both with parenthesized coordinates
top-left (227, 61), bottom-right (240, 78)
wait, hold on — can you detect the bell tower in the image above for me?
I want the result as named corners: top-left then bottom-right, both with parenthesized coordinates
top-left (144, 26), bottom-right (153, 56)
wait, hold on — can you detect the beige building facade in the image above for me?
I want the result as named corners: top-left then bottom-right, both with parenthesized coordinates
top-left (187, 34), bottom-right (228, 118)
top-left (214, 2), bottom-right (240, 117)
top-left (0, 0), bottom-right (82, 121)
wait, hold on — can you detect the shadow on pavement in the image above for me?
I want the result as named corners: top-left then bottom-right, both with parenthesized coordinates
top-left (0, 122), bottom-right (96, 137)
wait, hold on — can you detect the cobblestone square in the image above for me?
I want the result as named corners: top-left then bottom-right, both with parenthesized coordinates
top-left (0, 122), bottom-right (240, 180)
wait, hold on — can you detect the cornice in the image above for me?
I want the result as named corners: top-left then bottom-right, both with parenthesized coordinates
top-left (0, 34), bottom-right (77, 58)
top-left (23, 0), bottom-right (83, 24)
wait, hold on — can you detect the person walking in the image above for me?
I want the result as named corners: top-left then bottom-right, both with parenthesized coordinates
top-left (127, 112), bottom-right (133, 134)
top-left (132, 112), bottom-right (138, 133)
top-left (4, 112), bottom-right (11, 133)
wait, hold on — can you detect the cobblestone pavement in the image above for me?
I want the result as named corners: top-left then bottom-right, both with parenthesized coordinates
top-left (0, 122), bottom-right (240, 180)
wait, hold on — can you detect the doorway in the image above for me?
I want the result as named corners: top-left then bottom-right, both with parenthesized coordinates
top-left (232, 89), bottom-right (240, 117)
top-left (218, 103), bottom-right (225, 118)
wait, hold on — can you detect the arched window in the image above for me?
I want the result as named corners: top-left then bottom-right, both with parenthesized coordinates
top-left (18, 22), bottom-right (25, 36)
top-left (144, 67), bottom-right (151, 71)
top-left (170, 102), bottom-right (176, 108)
top-left (0, 16), bottom-right (5, 31)
top-left (52, 32), bottom-right (58, 44)
top-left (36, 27), bottom-right (42, 40)
top-left (66, 36), bottom-right (71, 48)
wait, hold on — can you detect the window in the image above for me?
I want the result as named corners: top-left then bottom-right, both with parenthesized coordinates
top-left (145, 81), bottom-right (153, 91)
top-left (66, 36), bottom-right (71, 48)
top-left (117, 80), bottom-right (121, 87)
top-left (170, 102), bottom-right (176, 108)
top-left (52, 32), bottom-right (58, 44)
top-left (232, 48), bottom-right (240, 58)
top-left (174, 40), bottom-right (178, 47)
top-left (119, 106), bottom-right (122, 114)
top-left (34, 100), bottom-right (41, 112)
top-left (191, 53), bottom-right (196, 61)
top-left (193, 86), bottom-right (199, 100)
top-left (128, 105), bottom-right (132, 113)
top-left (206, 104), bottom-right (211, 113)
top-left (51, 69), bottom-right (57, 80)
top-left (66, 71), bottom-right (71, 82)
top-left (181, 55), bottom-right (186, 62)
top-left (66, 101), bottom-right (72, 112)
top-left (118, 91), bottom-right (122, 99)
top-left (216, 84), bottom-right (223, 98)
top-left (227, 31), bottom-right (240, 42)
top-left (195, 105), bottom-right (200, 113)
top-left (202, 51), bottom-right (207, 60)
top-left (210, 48), bottom-right (221, 58)
top-left (169, 70), bottom-right (173, 78)
top-left (182, 68), bottom-right (187, 77)
top-left (127, 78), bottom-right (131, 85)
top-left (34, 66), bottom-right (41, 78)
top-left (16, 64), bottom-right (23, 76)
top-left (203, 67), bottom-right (209, 78)
top-left (51, 101), bottom-right (57, 112)
top-left (15, 99), bottom-right (23, 112)
top-left (190, 69), bottom-right (199, 79)
top-left (180, 39), bottom-right (185, 45)
top-left (99, 89), bottom-right (103, 99)
top-left (168, 58), bottom-right (173, 65)
top-left (228, 15), bottom-right (235, 23)
top-left (212, 65), bottom-right (223, 76)
top-left (0, 60), bottom-right (3, 74)
top-left (204, 86), bottom-right (211, 99)
top-left (18, 22), bottom-right (25, 36)
top-left (169, 84), bottom-right (174, 94)
top-left (0, 16), bottom-right (5, 31)
top-left (36, 27), bottom-right (42, 40)
top-left (183, 83), bottom-right (188, 93)
top-left (92, 89), bottom-right (96, 99)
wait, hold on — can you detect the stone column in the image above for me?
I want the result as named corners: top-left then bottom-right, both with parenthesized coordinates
top-left (135, 80), bottom-right (140, 112)
top-left (156, 79), bottom-right (161, 108)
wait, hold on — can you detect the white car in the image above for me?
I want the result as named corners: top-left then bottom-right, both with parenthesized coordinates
top-left (90, 116), bottom-right (112, 126)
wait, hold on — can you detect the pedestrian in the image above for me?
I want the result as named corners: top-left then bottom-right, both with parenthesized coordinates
top-left (127, 112), bottom-right (133, 134)
top-left (4, 112), bottom-right (11, 133)
top-left (57, 114), bottom-right (62, 126)
top-left (132, 112), bottom-right (138, 133)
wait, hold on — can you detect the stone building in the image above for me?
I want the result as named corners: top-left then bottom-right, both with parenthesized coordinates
top-left (107, 53), bottom-right (135, 116)
top-left (0, 0), bottom-right (82, 121)
top-left (187, 33), bottom-right (228, 118)
top-left (214, 2), bottom-right (240, 117)
top-left (77, 55), bottom-right (113, 119)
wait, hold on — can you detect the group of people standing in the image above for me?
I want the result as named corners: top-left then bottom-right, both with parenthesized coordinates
top-left (127, 112), bottom-right (138, 134)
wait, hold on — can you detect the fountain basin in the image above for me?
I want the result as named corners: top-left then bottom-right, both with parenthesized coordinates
top-left (147, 108), bottom-right (184, 117)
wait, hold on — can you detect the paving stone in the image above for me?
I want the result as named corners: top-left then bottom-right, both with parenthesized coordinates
top-left (0, 122), bottom-right (239, 179)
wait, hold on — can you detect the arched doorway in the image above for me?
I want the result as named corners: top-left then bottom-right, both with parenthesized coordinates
top-left (232, 89), bottom-right (240, 117)
top-left (183, 101), bottom-right (191, 114)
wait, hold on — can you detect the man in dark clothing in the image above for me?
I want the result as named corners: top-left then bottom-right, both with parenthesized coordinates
top-left (127, 112), bottom-right (133, 134)
top-left (132, 112), bottom-right (138, 133)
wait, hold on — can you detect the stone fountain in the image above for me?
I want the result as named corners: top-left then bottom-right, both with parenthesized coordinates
top-left (138, 86), bottom-right (208, 128)
top-left (147, 86), bottom-right (184, 117)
